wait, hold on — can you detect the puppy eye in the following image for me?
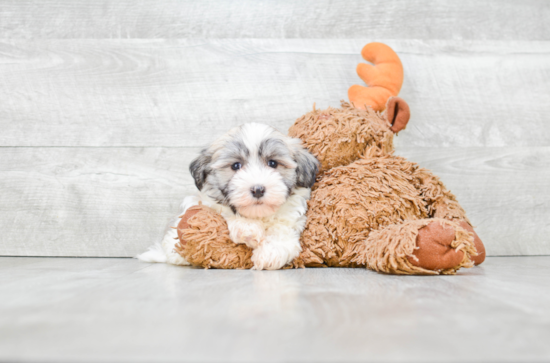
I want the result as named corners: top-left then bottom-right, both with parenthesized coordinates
top-left (267, 160), bottom-right (278, 168)
top-left (231, 162), bottom-right (242, 171)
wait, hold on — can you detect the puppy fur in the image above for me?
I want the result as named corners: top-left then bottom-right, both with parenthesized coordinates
top-left (138, 123), bottom-right (319, 270)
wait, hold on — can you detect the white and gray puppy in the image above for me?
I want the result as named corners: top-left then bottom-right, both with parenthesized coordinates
top-left (138, 123), bottom-right (319, 270)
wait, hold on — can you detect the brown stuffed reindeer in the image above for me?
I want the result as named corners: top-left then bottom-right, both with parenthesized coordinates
top-left (172, 43), bottom-right (486, 275)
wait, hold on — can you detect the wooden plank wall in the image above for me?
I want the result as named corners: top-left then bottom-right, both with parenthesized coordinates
top-left (0, 1), bottom-right (549, 257)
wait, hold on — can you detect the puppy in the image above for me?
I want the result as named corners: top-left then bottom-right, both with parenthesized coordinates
top-left (138, 123), bottom-right (319, 270)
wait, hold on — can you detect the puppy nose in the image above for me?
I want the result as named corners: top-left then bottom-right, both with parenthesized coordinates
top-left (251, 185), bottom-right (265, 199)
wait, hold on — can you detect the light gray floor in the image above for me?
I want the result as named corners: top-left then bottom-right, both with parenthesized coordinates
top-left (1, 256), bottom-right (549, 363)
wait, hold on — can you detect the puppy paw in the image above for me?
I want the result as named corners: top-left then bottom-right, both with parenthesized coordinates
top-left (251, 238), bottom-right (301, 270)
top-left (229, 220), bottom-right (265, 249)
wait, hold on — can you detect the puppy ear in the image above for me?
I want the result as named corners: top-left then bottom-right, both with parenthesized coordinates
top-left (189, 149), bottom-right (212, 191)
top-left (292, 143), bottom-right (319, 188)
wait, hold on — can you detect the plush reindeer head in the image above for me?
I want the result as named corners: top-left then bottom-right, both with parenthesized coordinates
top-left (288, 97), bottom-right (410, 175)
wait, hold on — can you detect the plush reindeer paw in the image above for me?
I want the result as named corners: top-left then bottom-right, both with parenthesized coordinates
top-left (457, 221), bottom-right (486, 266)
top-left (176, 207), bottom-right (202, 245)
top-left (408, 220), bottom-right (485, 271)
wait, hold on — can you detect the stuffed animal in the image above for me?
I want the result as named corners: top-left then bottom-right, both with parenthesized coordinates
top-left (173, 43), bottom-right (486, 275)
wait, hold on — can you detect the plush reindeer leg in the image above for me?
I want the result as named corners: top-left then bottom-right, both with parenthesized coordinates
top-left (174, 205), bottom-right (254, 269)
top-left (412, 166), bottom-right (486, 265)
top-left (384, 97), bottom-right (485, 266)
top-left (351, 219), bottom-right (478, 275)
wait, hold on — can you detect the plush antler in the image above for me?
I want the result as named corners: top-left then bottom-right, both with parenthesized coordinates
top-left (348, 42), bottom-right (404, 112)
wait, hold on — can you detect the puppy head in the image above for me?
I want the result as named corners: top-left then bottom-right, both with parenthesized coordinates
top-left (190, 123), bottom-right (319, 218)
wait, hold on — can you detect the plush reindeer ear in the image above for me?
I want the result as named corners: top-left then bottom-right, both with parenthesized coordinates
top-left (386, 96), bottom-right (410, 133)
